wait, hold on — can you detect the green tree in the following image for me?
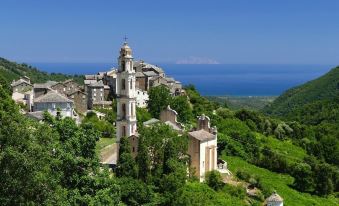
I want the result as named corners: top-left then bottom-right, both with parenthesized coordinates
top-left (147, 85), bottom-right (171, 118)
top-left (136, 134), bottom-right (151, 182)
top-left (292, 163), bottom-right (315, 192)
top-left (170, 95), bottom-right (192, 123)
top-left (116, 137), bottom-right (137, 178)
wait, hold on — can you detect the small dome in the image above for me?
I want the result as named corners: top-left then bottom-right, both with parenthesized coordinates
top-left (120, 42), bottom-right (132, 56)
top-left (266, 192), bottom-right (283, 202)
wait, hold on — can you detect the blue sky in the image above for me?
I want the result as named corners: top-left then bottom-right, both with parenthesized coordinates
top-left (0, 0), bottom-right (338, 64)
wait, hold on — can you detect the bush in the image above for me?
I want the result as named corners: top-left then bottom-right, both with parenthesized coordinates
top-left (205, 170), bottom-right (224, 191)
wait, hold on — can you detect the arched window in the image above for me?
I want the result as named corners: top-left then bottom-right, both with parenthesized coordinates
top-left (130, 80), bottom-right (133, 89)
top-left (121, 79), bottom-right (126, 90)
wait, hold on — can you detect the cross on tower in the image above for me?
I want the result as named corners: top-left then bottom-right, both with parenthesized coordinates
top-left (123, 35), bottom-right (128, 43)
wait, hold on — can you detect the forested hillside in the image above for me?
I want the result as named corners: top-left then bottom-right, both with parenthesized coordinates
top-left (0, 57), bottom-right (84, 85)
top-left (264, 66), bottom-right (339, 122)
top-left (0, 61), bottom-right (338, 205)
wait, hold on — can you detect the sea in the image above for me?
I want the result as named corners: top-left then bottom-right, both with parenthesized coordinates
top-left (29, 63), bottom-right (335, 96)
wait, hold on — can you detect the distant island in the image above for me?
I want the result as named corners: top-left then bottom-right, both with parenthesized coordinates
top-left (176, 56), bottom-right (220, 64)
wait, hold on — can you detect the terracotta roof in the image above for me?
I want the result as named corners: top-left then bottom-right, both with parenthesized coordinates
top-left (266, 192), bottom-right (283, 202)
top-left (34, 91), bottom-right (73, 103)
top-left (188, 129), bottom-right (215, 141)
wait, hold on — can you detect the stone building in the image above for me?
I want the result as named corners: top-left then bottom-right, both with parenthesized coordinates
top-left (33, 81), bottom-right (57, 98)
top-left (135, 71), bottom-right (147, 91)
top-left (33, 91), bottom-right (73, 118)
top-left (68, 90), bottom-right (88, 114)
top-left (149, 76), bottom-right (182, 96)
top-left (134, 61), bottom-right (165, 77)
top-left (10, 76), bottom-right (34, 108)
top-left (159, 105), bottom-right (184, 132)
top-left (51, 79), bottom-right (80, 96)
top-left (10, 76), bottom-right (33, 93)
top-left (188, 114), bottom-right (217, 181)
top-left (265, 192), bottom-right (283, 206)
top-left (87, 80), bottom-right (105, 109)
top-left (104, 69), bottom-right (117, 95)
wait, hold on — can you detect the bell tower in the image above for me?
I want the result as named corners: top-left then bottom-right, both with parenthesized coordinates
top-left (116, 41), bottom-right (137, 144)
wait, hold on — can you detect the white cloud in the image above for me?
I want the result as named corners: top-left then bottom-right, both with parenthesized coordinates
top-left (176, 56), bottom-right (219, 64)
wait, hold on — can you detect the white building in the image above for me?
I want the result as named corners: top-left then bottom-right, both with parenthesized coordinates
top-left (266, 192), bottom-right (283, 206)
top-left (136, 88), bottom-right (148, 108)
top-left (33, 91), bottom-right (73, 118)
top-left (116, 41), bottom-right (137, 146)
top-left (188, 114), bottom-right (218, 182)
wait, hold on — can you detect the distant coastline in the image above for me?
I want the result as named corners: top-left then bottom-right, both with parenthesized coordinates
top-left (29, 63), bottom-right (333, 96)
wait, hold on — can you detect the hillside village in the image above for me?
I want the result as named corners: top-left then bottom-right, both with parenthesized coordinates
top-left (7, 42), bottom-right (287, 206)
top-left (10, 59), bottom-right (183, 121)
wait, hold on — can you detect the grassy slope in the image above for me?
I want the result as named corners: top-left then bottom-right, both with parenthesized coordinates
top-left (263, 66), bottom-right (339, 117)
top-left (0, 57), bottom-right (84, 84)
top-left (256, 134), bottom-right (307, 162)
top-left (95, 137), bottom-right (116, 154)
top-left (225, 156), bottom-right (338, 206)
top-left (206, 96), bottom-right (276, 111)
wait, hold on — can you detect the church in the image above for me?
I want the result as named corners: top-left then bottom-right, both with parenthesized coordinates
top-left (114, 41), bottom-right (218, 181)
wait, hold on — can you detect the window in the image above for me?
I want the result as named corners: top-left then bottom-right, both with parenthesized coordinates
top-left (100, 88), bottom-right (103, 92)
top-left (132, 147), bottom-right (135, 152)
top-left (63, 88), bottom-right (66, 91)
top-left (122, 79), bottom-right (126, 90)
top-left (94, 93), bottom-right (96, 97)
top-left (121, 61), bottom-right (125, 71)
top-left (122, 126), bottom-right (126, 137)
top-left (130, 81), bottom-right (132, 89)
top-left (52, 103), bottom-right (56, 109)
top-left (122, 104), bottom-right (126, 118)
top-left (94, 88), bottom-right (96, 92)
top-left (131, 104), bottom-right (134, 116)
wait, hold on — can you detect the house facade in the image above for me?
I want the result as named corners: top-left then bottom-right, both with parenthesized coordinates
top-left (33, 91), bottom-right (74, 118)
top-left (68, 90), bottom-right (88, 114)
top-left (188, 114), bottom-right (218, 181)
top-left (11, 76), bottom-right (33, 93)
